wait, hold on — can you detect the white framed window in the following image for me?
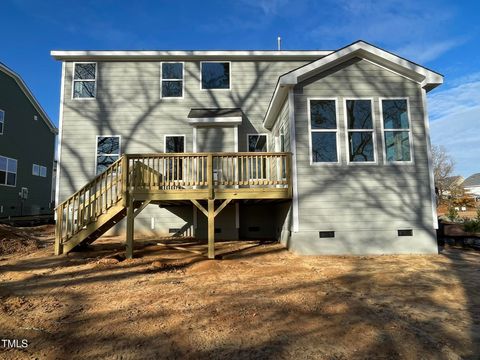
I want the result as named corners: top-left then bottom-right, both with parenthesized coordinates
top-left (161, 62), bottom-right (184, 98)
top-left (0, 109), bottom-right (4, 135)
top-left (164, 135), bottom-right (185, 180)
top-left (32, 164), bottom-right (40, 176)
top-left (201, 62), bottom-right (231, 90)
top-left (95, 136), bottom-right (121, 175)
top-left (308, 98), bottom-right (339, 164)
top-left (72, 62), bottom-right (97, 99)
top-left (344, 99), bottom-right (376, 163)
top-left (0, 155), bottom-right (17, 187)
top-left (380, 98), bottom-right (413, 163)
top-left (40, 166), bottom-right (47, 177)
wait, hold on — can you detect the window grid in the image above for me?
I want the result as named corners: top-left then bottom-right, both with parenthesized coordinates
top-left (308, 98), bottom-right (339, 164)
top-left (161, 62), bottom-right (184, 98)
top-left (345, 99), bottom-right (376, 164)
top-left (95, 136), bottom-right (121, 175)
top-left (0, 155), bottom-right (17, 187)
top-left (72, 62), bottom-right (97, 99)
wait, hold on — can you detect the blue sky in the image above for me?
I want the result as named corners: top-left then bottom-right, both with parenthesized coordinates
top-left (1, 0), bottom-right (479, 176)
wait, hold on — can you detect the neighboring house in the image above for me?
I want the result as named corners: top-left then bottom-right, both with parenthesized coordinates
top-left (0, 62), bottom-right (57, 218)
top-left (51, 40), bottom-right (443, 257)
top-left (439, 175), bottom-right (464, 197)
top-left (463, 173), bottom-right (480, 198)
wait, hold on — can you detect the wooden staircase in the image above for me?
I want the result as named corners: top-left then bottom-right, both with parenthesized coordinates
top-left (55, 152), bottom-right (292, 258)
top-left (54, 157), bottom-right (127, 255)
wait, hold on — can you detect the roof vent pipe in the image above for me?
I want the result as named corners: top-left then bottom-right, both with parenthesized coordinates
top-left (277, 36), bottom-right (281, 51)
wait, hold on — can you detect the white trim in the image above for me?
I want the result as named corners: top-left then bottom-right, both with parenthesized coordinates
top-left (288, 89), bottom-right (299, 233)
top-left (307, 97), bottom-right (341, 166)
top-left (94, 135), bottom-right (121, 175)
top-left (55, 62), bottom-right (65, 206)
top-left (51, 50), bottom-right (333, 60)
top-left (0, 155), bottom-right (18, 187)
top-left (187, 116), bottom-right (242, 126)
top-left (379, 97), bottom-right (415, 165)
top-left (421, 88), bottom-right (439, 230)
top-left (0, 109), bottom-right (4, 135)
top-left (71, 62), bottom-right (97, 100)
top-left (264, 41), bottom-right (443, 130)
top-left (200, 61), bottom-right (231, 91)
top-left (160, 61), bottom-right (184, 99)
top-left (343, 98), bottom-right (378, 165)
top-left (192, 127), bottom-right (197, 152)
top-left (0, 63), bottom-right (56, 133)
top-left (234, 126), bottom-right (239, 152)
top-left (164, 134), bottom-right (186, 153)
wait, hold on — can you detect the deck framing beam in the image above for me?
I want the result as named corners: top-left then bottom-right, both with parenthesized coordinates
top-left (126, 196), bottom-right (135, 259)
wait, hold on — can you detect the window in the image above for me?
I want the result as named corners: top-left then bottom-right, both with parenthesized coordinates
top-left (165, 135), bottom-right (185, 180)
top-left (40, 166), bottom-right (47, 177)
top-left (32, 164), bottom-right (40, 176)
top-left (381, 99), bottom-right (412, 162)
top-left (248, 134), bottom-right (267, 178)
top-left (0, 156), bottom-right (17, 186)
top-left (96, 136), bottom-right (120, 174)
top-left (161, 62), bottom-right (183, 98)
top-left (346, 99), bottom-right (375, 162)
top-left (73, 63), bottom-right (96, 99)
top-left (0, 110), bottom-right (4, 134)
top-left (201, 62), bottom-right (230, 90)
top-left (309, 99), bottom-right (338, 163)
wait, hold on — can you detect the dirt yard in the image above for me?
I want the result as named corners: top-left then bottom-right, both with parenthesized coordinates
top-left (1, 226), bottom-right (479, 359)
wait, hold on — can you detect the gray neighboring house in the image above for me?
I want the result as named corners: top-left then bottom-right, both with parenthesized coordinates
top-left (52, 40), bottom-right (444, 255)
top-left (463, 173), bottom-right (480, 197)
top-left (0, 63), bottom-right (57, 218)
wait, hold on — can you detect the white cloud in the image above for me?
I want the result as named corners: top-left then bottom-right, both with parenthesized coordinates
top-left (428, 76), bottom-right (480, 177)
top-left (239, 0), bottom-right (290, 15)
top-left (395, 39), bottom-right (464, 63)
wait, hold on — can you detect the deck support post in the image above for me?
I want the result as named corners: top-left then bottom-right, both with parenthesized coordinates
top-left (208, 199), bottom-right (215, 259)
top-left (126, 196), bottom-right (134, 259)
top-left (54, 207), bottom-right (64, 255)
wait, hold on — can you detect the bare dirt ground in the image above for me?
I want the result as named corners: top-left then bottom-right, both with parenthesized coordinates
top-left (1, 226), bottom-right (479, 359)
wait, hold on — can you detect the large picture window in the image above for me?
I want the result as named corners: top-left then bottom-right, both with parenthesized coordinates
top-left (309, 99), bottom-right (338, 163)
top-left (381, 99), bottom-right (412, 162)
top-left (0, 110), bottom-right (4, 134)
top-left (73, 63), bottom-right (96, 99)
top-left (346, 99), bottom-right (375, 163)
top-left (161, 62), bottom-right (183, 98)
top-left (0, 155), bottom-right (17, 186)
top-left (201, 62), bottom-right (230, 90)
top-left (96, 136), bottom-right (120, 174)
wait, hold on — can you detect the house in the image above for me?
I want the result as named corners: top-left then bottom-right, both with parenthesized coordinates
top-left (0, 62), bottom-right (57, 219)
top-left (51, 41), bottom-right (443, 258)
top-left (463, 173), bottom-right (480, 198)
top-left (439, 175), bottom-right (464, 198)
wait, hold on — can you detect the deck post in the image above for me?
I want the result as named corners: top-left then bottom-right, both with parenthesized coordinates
top-left (121, 155), bottom-right (129, 207)
top-left (208, 199), bottom-right (215, 259)
top-left (126, 196), bottom-right (134, 259)
top-left (207, 153), bottom-right (214, 200)
top-left (54, 206), bottom-right (64, 255)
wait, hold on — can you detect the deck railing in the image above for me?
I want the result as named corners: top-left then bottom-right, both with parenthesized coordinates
top-left (126, 152), bottom-right (291, 191)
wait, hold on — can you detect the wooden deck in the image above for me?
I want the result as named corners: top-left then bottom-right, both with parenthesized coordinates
top-left (55, 152), bottom-right (292, 259)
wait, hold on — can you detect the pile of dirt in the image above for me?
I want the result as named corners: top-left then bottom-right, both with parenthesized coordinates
top-left (0, 224), bottom-right (41, 256)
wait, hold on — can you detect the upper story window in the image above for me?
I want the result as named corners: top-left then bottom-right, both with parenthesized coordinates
top-left (0, 155), bottom-right (17, 187)
top-left (96, 136), bottom-right (120, 174)
top-left (161, 62), bottom-right (183, 98)
top-left (32, 164), bottom-right (47, 177)
top-left (73, 63), bottom-right (96, 99)
top-left (346, 99), bottom-right (376, 163)
top-left (309, 99), bottom-right (338, 163)
top-left (381, 99), bottom-right (412, 162)
top-left (201, 62), bottom-right (230, 90)
top-left (0, 110), bottom-right (4, 135)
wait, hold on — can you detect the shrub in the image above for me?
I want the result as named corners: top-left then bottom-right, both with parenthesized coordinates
top-left (447, 206), bottom-right (458, 222)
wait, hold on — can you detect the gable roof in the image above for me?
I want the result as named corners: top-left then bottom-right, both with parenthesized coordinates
top-left (444, 176), bottom-right (464, 189)
top-left (0, 62), bottom-right (57, 134)
top-left (463, 173), bottom-right (480, 187)
top-left (263, 40), bottom-right (444, 129)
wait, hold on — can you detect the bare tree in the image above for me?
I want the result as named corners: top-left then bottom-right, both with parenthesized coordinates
top-left (432, 145), bottom-right (456, 198)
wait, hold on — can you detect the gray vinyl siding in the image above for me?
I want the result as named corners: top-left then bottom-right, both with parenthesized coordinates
top-left (290, 58), bottom-right (436, 254)
top-left (58, 60), bottom-right (307, 202)
top-left (0, 71), bottom-right (55, 218)
top-left (196, 127), bottom-right (235, 152)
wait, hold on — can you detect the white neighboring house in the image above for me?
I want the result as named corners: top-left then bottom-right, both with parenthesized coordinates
top-left (463, 173), bottom-right (480, 198)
